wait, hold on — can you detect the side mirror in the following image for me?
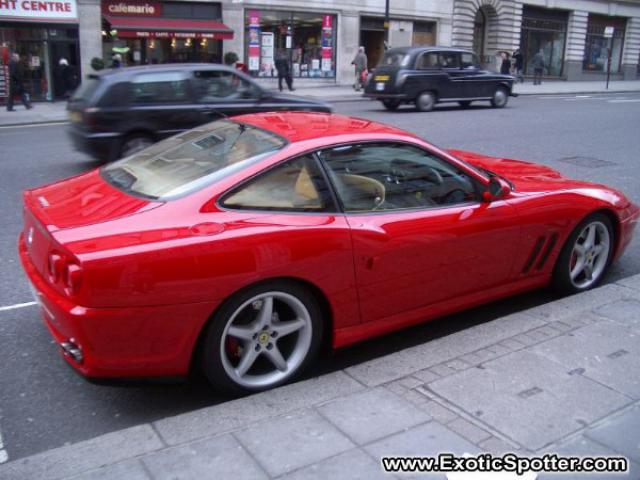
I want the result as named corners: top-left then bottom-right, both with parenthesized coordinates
top-left (482, 176), bottom-right (511, 202)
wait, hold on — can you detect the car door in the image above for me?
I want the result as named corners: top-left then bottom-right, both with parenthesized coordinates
top-left (437, 51), bottom-right (469, 99)
top-left (317, 142), bottom-right (522, 323)
top-left (191, 69), bottom-right (263, 120)
top-left (128, 71), bottom-right (203, 139)
top-left (457, 52), bottom-right (492, 98)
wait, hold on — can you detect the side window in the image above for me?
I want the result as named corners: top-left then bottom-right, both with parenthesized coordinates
top-left (131, 72), bottom-right (190, 104)
top-left (460, 53), bottom-right (480, 69)
top-left (221, 155), bottom-right (334, 212)
top-left (438, 52), bottom-right (460, 68)
top-left (319, 143), bottom-right (479, 213)
top-left (193, 71), bottom-right (257, 102)
top-left (97, 82), bottom-right (131, 107)
top-left (416, 52), bottom-right (439, 69)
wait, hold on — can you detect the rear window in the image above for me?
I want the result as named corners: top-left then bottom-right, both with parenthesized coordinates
top-left (131, 71), bottom-right (190, 104)
top-left (378, 51), bottom-right (410, 67)
top-left (100, 120), bottom-right (286, 200)
top-left (70, 77), bottom-right (101, 103)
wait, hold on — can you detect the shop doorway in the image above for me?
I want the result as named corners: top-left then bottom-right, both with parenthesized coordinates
top-left (49, 41), bottom-right (79, 98)
top-left (360, 17), bottom-right (385, 70)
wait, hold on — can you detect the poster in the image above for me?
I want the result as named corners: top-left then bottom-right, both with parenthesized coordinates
top-left (248, 10), bottom-right (261, 72)
top-left (260, 32), bottom-right (274, 76)
top-left (321, 15), bottom-right (334, 76)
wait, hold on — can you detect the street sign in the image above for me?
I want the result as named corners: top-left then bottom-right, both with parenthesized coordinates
top-left (604, 26), bottom-right (614, 38)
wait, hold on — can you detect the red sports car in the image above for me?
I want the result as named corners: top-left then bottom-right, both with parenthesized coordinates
top-left (19, 112), bottom-right (639, 394)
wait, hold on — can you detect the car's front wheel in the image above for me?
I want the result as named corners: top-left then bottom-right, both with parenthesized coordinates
top-left (415, 91), bottom-right (436, 112)
top-left (490, 87), bottom-right (509, 108)
top-left (201, 281), bottom-right (323, 395)
top-left (552, 213), bottom-right (614, 295)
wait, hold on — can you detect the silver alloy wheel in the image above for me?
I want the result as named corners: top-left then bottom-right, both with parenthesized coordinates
top-left (416, 92), bottom-right (435, 111)
top-left (569, 220), bottom-right (611, 289)
top-left (220, 291), bottom-right (313, 389)
top-left (493, 88), bottom-right (507, 107)
top-left (121, 137), bottom-right (153, 157)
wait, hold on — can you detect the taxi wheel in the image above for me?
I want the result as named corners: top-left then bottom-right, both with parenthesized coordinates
top-left (415, 91), bottom-right (436, 112)
top-left (382, 100), bottom-right (400, 111)
top-left (490, 87), bottom-right (509, 108)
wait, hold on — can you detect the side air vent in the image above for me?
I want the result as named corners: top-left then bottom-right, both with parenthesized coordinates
top-left (522, 236), bottom-right (546, 274)
top-left (535, 232), bottom-right (559, 271)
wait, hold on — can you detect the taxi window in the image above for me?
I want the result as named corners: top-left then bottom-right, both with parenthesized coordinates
top-left (438, 52), bottom-right (460, 68)
top-left (416, 52), bottom-right (439, 69)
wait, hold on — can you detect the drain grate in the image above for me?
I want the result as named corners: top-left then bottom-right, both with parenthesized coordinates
top-left (557, 156), bottom-right (616, 168)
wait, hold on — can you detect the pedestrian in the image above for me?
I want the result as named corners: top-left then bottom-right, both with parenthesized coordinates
top-left (532, 49), bottom-right (545, 85)
top-left (512, 48), bottom-right (524, 82)
top-left (274, 49), bottom-right (294, 92)
top-left (6, 53), bottom-right (32, 112)
top-left (58, 58), bottom-right (75, 98)
top-left (351, 46), bottom-right (367, 92)
top-left (500, 52), bottom-right (511, 75)
top-left (111, 53), bottom-right (122, 68)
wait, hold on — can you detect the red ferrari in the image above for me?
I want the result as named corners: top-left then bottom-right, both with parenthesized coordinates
top-left (19, 112), bottom-right (638, 393)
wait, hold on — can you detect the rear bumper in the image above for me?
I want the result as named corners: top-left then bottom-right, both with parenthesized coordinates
top-left (18, 234), bottom-right (218, 379)
top-left (67, 126), bottom-right (121, 161)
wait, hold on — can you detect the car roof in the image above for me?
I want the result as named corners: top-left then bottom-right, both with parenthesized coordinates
top-left (234, 112), bottom-right (414, 143)
top-left (90, 63), bottom-right (240, 79)
top-left (388, 46), bottom-right (475, 56)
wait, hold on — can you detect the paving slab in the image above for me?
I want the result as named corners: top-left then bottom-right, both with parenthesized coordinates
top-left (585, 405), bottom-right (640, 464)
top-left (65, 459), bottom-right (150, 480)
top-left (346, 311), bottom-right (546, 387)
top-left (615, 274), bottom-right (640, 292)
top-left (317, 387), bottom-right (431, 444)
top-left (153, 371), bottom-right (363, 446)
top-left (234, 409), bottom-right (354, 477)
top-left (533, 322), bottom-right (640, 399)
top-left (429, 350), bottom-right (631, 450)
top-left (142, 433), bottom-right (267, 480)
top-left (594, 299), bottom-right (640, 333)
top-left (364, 422), bottom-right (481, 480)
top-left (0, 425), bottom-right (163, 480)
top-left (540, 434), bottom-right (640, 480)
top-left (278, 448), bottom-right (389, 480)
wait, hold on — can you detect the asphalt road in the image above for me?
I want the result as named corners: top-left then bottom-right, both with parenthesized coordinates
top-left (0, 92), bottom-right (638, 462)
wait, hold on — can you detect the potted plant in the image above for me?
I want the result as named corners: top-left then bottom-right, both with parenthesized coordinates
top-left (91, 57), bottom-right (105, 71)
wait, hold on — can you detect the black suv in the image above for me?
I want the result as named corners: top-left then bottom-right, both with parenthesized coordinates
top-left (68, 64), bottom-right (332, 161)
top-left (363, 47), bottom-right (516, 112)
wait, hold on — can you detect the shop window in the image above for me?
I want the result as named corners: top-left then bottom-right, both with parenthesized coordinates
top-left (245, 10), bottom-right (337, 78)
top-left (520, 6), bottom-right (568, 77)
top-left (583, 15), bottom-right (626, 73)
top-left (131, 72), bottom-right (190, 104)
top-left (412, 21), bottom-right (436, 46)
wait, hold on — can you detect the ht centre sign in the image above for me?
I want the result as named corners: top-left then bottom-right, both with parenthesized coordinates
top-left (0, 0), bottom-right (78, 22)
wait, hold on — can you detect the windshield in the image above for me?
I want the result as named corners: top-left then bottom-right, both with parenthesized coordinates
top-left (101, 120), bottom-right (287, 200)
top-left (379, 51), bottom-right (410, 67)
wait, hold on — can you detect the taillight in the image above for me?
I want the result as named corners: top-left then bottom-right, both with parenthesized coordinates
top-left (48, 253), bottom-right (64, 282)
top-left (63, 262), bottom-right (82, 294)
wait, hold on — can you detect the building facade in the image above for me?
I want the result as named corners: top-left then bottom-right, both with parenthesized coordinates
top-left (2, 0), bottom-right (639, 101)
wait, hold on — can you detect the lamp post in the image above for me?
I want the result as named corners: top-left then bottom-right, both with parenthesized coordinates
top-left (384, 0), bottom-right (390, 49)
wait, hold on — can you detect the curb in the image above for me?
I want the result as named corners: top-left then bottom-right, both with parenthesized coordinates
top-left (0, 120), bottom-right (69, 128)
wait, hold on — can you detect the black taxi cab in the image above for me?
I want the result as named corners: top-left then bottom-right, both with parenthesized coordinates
top-left (363, 46), bottom-right (516, 112)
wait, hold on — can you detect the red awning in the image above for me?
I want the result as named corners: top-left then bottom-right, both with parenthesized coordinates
top-left (104, 16), bottom-right (234, 40)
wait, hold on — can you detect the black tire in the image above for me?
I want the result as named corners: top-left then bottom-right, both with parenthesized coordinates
top-left (118, 134), bottom-right (154, 159)
top-left (200, 280), bottom-right (324, 395)
top-left (415, 91), bottom-right (436, 112)
top-left (382, 99), bottom-right (400, 111)
top-left (458, 101), bottom-right (472, 108)
top-left (552, 213), bottom-right (614, 296)
top-left (490, 87), bottom-right (509, 108)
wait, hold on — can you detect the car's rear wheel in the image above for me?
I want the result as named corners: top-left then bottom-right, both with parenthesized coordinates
top-left (458, 101), bottom-right (472, 108)
top-left (201, 281), bottom-right (323, 395)
top-left (490, 87), bottom-right (509, 108)
top-left (552, 213), bottom-right (614, 295)
top-left (382, 99), bottom-right (400, 111)
top-left (415, 91), bottom-right (436, 112)
top-left (119, 134), bottom-right (154, 159)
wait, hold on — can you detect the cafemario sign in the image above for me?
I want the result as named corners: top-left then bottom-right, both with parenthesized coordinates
top-left (0, 0), bottom-right (78, 22)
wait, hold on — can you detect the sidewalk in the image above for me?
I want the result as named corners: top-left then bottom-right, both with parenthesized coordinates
top-left (1, 80), bottom-right (639, 128)
top-left (1, 274), bottom-right (639, 479)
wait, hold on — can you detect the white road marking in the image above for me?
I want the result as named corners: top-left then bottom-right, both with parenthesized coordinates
top-left (0, 121), bottom-right (68, 130)
top-left (0, 430), bottom-right (7, 464)
top-left (0, 301), bottom-right (37, 312)
top-left (608, 99), bottom-right (640, 103)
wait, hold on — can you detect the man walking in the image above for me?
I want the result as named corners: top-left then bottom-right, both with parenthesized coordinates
top-left (351, 46), bottom-right (367, 92)
top-left (532, 49), bottom-right (545, 85)
top-left (275, 50), bottom-right (294, 92)
top-left (512, 48), bottom-right (524, 82)
top-left (7, 53), bottom-right (32, 112)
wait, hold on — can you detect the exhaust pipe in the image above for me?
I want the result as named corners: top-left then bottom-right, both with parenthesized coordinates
top-left (60, 339), bottom-right (83, 364)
